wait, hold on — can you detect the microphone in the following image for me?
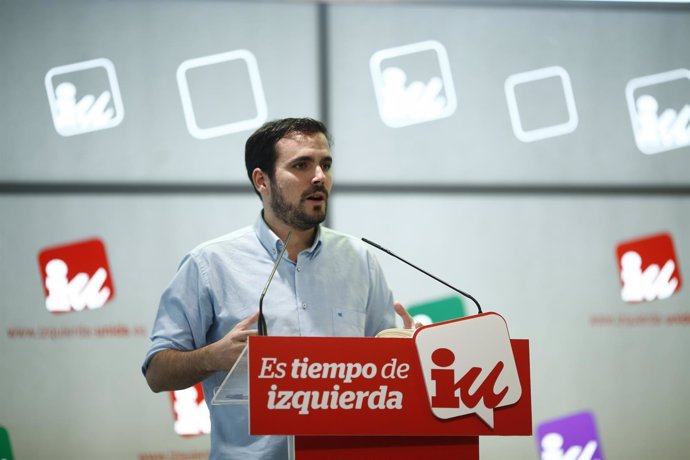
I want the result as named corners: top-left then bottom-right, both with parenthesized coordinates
top-left (258, 231), bottom-right (292, 336)
top-left (361, 237), bottom-right (483, 315)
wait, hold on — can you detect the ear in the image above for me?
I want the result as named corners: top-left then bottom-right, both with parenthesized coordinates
top-left (252, 168), bottom-right (269, 196)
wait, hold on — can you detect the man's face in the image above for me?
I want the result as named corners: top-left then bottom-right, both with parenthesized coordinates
top-left (266, 131), bottom-right (333, 231)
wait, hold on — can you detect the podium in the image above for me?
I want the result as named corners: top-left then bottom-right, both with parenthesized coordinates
top-left (213, 312), bottom-right (531, 459)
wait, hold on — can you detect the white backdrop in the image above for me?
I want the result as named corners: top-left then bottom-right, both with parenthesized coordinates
top-left (1, 1), bottom-right (689, 459)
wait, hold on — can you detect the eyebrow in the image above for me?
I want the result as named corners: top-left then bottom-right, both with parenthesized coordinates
top-left (288, 154), bottom-right (333, 165)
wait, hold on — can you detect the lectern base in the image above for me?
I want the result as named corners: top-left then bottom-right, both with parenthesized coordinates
top-left (295, 435), bottom-right (479, 459)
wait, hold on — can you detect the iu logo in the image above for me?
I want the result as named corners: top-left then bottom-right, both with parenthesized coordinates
top-left (407, 295), bottom-right (465, 326)
top-left (37, 238), bottom-right (115, 313)
top-left (370, 40), bottom-right (457, 128)
top-left (45, 58), bottom-right (125, 137)
top-left (625, 69), bottom-right (690, 155)
top-left (616, 232), bottom-right (682, 303)
top-left (537, 411), bottom-right (604, 460)
top-left (0, 425), bottom-right (14, 460)
top-left (170, 383), bottom-right (211, 436)
top-left (414, 313), bottom-right (522, 428)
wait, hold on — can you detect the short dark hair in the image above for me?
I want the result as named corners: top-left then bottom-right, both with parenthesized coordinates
top-left (245, 117), bottom-right (332, 197)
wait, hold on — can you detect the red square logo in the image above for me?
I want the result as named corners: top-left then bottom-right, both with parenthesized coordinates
top-left (37, 238), bottom-right (115, 313)
top-left (170, 383), bottom-right (211, 437)
top-left (616, 232), bottom-right (682, 303)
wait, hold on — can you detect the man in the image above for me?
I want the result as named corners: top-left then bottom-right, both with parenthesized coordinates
top-left (142, 118), bottom-right (415, 459)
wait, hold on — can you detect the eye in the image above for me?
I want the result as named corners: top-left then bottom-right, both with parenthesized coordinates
top-left (322, 161), bottom-right (332, 171)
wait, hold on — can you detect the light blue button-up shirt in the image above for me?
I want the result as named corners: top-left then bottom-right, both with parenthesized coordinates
top-left (143, 214), bottom-right (396, 459)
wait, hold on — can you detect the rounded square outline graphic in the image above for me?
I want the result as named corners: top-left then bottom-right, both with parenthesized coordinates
top-left (176, 49), bottom-right (268, 140)
top-left (44, 58), bottom-right (125, 137)
top-left (625, 68), bottom-right (690, 155)
top-left (504, 66), bottom-right (579, 143)
top-left (370, 40), bottom-right (458, 128)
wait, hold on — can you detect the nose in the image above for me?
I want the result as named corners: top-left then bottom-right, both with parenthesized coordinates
top-left (312, 165), bottom-right (326, 185)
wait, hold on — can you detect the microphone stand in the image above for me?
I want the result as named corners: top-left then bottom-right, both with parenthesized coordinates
top-left (258, 231), bottom-right (292, 336)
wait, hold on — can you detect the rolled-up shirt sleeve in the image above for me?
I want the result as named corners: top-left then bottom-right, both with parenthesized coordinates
top-left (141, 253), bottom-right (214, 375)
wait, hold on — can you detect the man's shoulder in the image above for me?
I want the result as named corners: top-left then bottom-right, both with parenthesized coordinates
top-left (320, 226), bottom-right (370, 256)
top-left (321, 226), bottom-right (356, 243)
top-left (189, 225), bottom-right (257, 257)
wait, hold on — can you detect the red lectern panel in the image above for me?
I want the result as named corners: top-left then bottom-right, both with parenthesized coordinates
top-left (295, 435), bottom-right (479, 460)
top-left (246, 313), bottom-right (531, 460)
top-left (248, 337), bottom-right (530, 436)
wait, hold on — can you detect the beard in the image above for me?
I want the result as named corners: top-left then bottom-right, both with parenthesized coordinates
top-left (269, 182), bottom-right (328, 231)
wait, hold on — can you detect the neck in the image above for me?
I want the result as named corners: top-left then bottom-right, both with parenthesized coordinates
top-left (262, 212), bottom-right (318, 261)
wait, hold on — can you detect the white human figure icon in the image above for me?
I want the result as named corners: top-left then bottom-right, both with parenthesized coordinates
top-left (620, 251), bottom-right (678, 302)
top-left (541, 432), bottom-right (598, 460)
top-left (635, 95), bottom-right (661, 148)
top-left (380, 67), bottom-right (407, 121)
top-left (45, 259), bottom-right (72, 312)
top-left (635, 94), bottom-right (690, 151)
top-left (54, 81), bottom-right (114, 132)
top-left (44, 258), bottom-right (111, 312)
top-left (54, 83), bottom-right (79, 131)
top-left (173, 386), bottom-right (211, 435)
top-left (380, 66), bottom-right (446, 123)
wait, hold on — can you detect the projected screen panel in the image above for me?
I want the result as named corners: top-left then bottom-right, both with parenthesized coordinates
top-left (328, 4), bottom-right (690, 185)
top-left (331, 193), bottom-right (690, 460)
top-left (0, 0), bottom-right (319, 184)
top-left (0, 194), bottom-right (263, 459)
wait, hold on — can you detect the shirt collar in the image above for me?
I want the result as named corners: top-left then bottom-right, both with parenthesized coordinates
top-left (254, 212), bottom-right (323, 261)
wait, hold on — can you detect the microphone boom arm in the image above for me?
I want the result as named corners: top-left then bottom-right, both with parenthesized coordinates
top-left (362, 237), bottom-right (482, 315)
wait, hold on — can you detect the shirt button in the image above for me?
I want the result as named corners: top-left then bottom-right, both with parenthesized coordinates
top-left (301, 303), bottom-right (307, 310)
top-left (297, 266), bottom-right (302, 272)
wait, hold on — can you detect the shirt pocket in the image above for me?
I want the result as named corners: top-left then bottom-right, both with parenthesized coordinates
top-left (332, 306), bottom-right (367, 337)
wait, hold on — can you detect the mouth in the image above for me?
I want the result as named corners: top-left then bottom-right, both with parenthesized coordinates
top-left (303, 189), bottom-right (328, 204)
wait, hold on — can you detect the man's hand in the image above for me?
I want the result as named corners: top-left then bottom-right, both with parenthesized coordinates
top-left (207, 311), bottom-right (260, 371)
top-left (145, 311), bottom-right (259, 392)
top-left (394, 301), bottom-right (423, 329)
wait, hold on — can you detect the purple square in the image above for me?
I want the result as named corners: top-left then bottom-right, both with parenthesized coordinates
top-left (536, 411), bottom-right (603, 460)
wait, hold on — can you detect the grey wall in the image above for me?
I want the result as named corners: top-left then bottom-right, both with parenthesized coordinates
top-left (1, 1), bottom-right (689, 459)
